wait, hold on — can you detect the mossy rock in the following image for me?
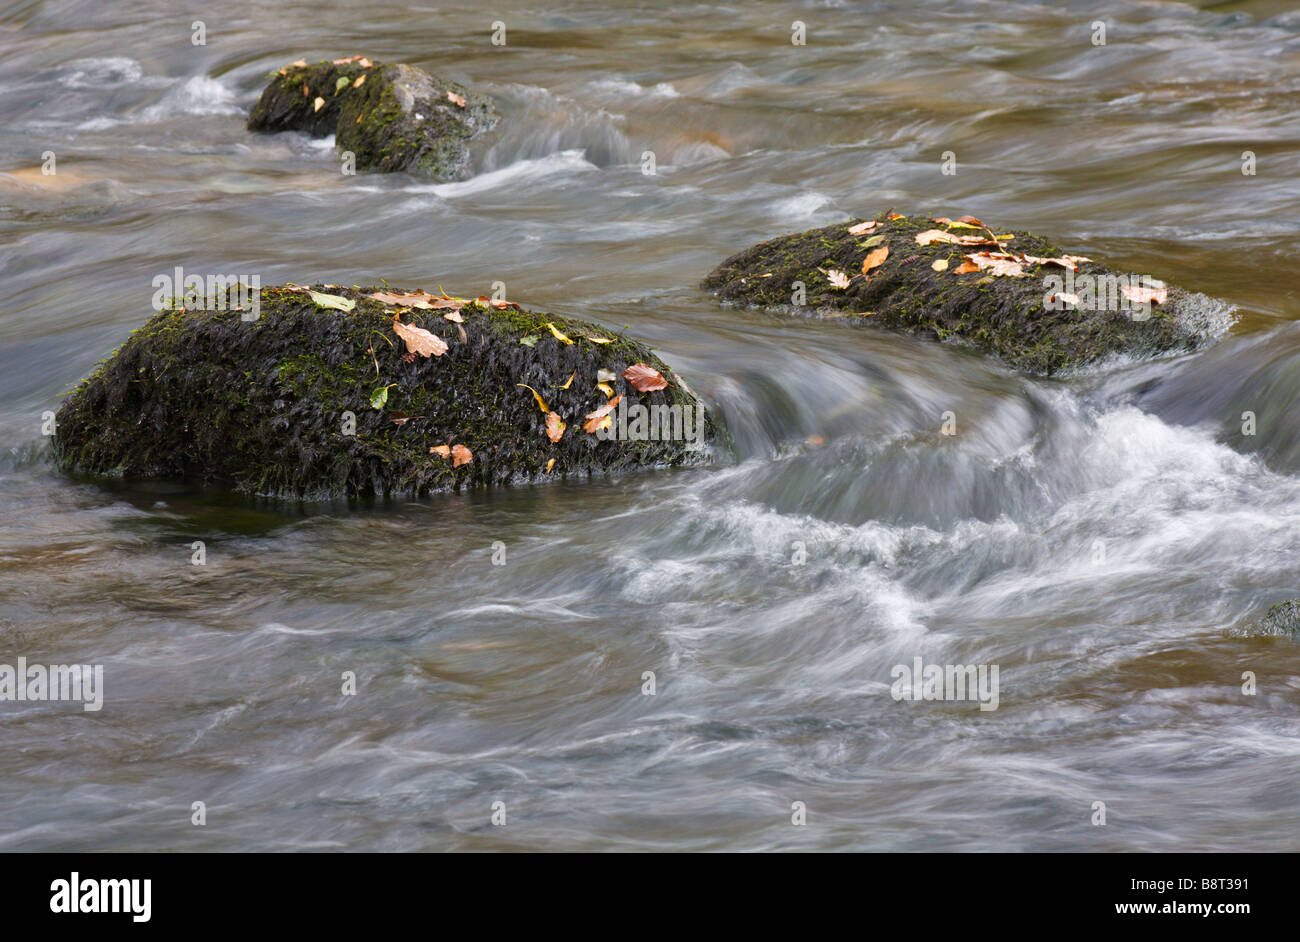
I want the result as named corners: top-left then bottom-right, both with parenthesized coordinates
top-left (702, 212), bottom-right (1234, 376)
top-left (53, 286), bottom-right (713, 499)
top-left (248, 59), bottom-right (497, 179)
top-left (1253, 599), bottom-right (1300, 638)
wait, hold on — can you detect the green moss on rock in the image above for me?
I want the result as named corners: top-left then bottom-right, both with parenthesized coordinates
top-left (247, 59), bottom-right (496, 180)
top-left (54, 286), bottom-right (712, 498)
top-left (702, 212), bottom-right (1234, 376)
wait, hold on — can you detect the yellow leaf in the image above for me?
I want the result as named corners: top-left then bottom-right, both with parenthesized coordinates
top-left (556, 371), bottom-right (575, 390)
top-left (313, 96), bottom-right (325, 112)
top-left (595, 382), bottom-right (614, 398)
top-left (546, 458), bottom-right (556, 473)
top-left (585, 335), bottom-right (613, 344)
top-left (516, 383), bottom-right (549, 413)
top-left (546, 323), bottom-right (574, 345)
top-left (931, 258), bottom-right (949, 271)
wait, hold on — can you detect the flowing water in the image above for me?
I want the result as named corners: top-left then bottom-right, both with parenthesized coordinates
top-left (2, 0), bottom-right (1300, 851)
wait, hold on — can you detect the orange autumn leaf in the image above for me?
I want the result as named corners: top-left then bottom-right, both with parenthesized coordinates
top-left (353, 74), bottom-right (367, 88)
top-left (451, 444), bottom-right (473, 467)
top-left (430, 445), bottom-right (451, 458)
top-left (622, 363), bottom-right (668, 392)
top-left (392, 317), bottom-right (448, 357)
top-left (952, 260), bottom-right (979, 274)
top-left (545, 411), bottom-right (566, 443)
top-left (861, 244), bottom-right (889, 275)
top-left (447, 90), bottom-right (467, 108)
top-left (583, 395), bottom-right (622, 433)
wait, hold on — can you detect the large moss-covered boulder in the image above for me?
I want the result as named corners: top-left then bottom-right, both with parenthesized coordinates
top-left (702, 212), bottom-right (1234, 376)
top-left (54, 286), bottom-right (712, 498)
top-left (247, 58), bottom-right (496, 179)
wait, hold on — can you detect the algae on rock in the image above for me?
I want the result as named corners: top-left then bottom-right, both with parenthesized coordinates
top-left (54, 286), bottom-right (712, 498)
top-left (247, 59), bottom-right (497, 179)
top-left (702, 213), bottom-right (1234, 376)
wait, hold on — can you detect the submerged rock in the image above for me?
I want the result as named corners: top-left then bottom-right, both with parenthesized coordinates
top-left (54, 286), bottom-right (711, 498)
top-left (247, 58), bottom-right (497, 179)
top-left (1253, 599), bottom-right (1300, 638)
top-left (702, 212), bottom-right (1234, 376)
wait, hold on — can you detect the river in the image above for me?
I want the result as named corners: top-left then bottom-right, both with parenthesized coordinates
top-left (1, 0), bottom-right (1299, 851)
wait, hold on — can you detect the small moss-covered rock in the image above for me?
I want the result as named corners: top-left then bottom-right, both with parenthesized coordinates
top-left (248, 59), bottom-right (497, 179)
top-left (1253, 599), bottom-right (1300, 638)
top-left (702, 213), bottom-right (1234, 376)
top-left (54, 286), bottom-right (712, 499)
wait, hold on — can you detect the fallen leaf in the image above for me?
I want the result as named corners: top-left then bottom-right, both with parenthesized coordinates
top-left (806, 435), bottom-right (826, 446)
top-left (546, 458), bottom-right (556, 473)
top-left (1121, 284), bottom-right (1167, 306)
top-left (557, 371), bottom-right (575, 390)
top-left (847, 220), bottom-right (878, 235)
top-left (1021, 254), bottom-right (1086, 273)
top-left (931, 258), bottom-right (949, 272)
top-left (585, 335), bottom-right (613, 344)
top-left (353, 74), bottom-right (367, 88)
top-left (516, 383), bottom-right (549, 413)
top-left (1049, 292), bottom-right (1080, 307)
top-left (392, 317), bottom-right (449, 357)
top-left (946, 221), bottom-right (983, 230)
top-left (308, 290), bottom-right (356, 311)
top-left (964, 252), bottom-right (1027, 277)
top-left (623, 363), bottom-right (668, 392)
top-left (447, 90), bottom-right (467, 108)
top-left (583, 395), bottom-right (622, 433)
top-left (596, 369), bottom-right (617, 383)
top-left (358, 57), bottom-right (374, 68)
top-left (595, 382), bottom-right (614, 398)
top-left (861, 245), bottom-right (889, 275)
top-left (430, 445), bottom-right (451, 458)
top-left (932, 216), bottom-right (953, 225)
top-left (545, 412), bottom-right (566, 443)
top-left (313, 96), bottom-right (325, 112)
top-left (302, 83), bottom-right (310, 97)
top-left (334, 77), bottom-right (350, 93)
top-left (368, 290), bottom-right (464, 310)
top-left (519, 335), bottom-right (539, 347)
top-left (546, 323), bottom-right (574, 344)
top-left (818, 267), bottom-right (851, 289)
top-left (915, 229), bottom-right (962, 246)
top-left (887, 212), bottom-right (905, 220)
top-left (290, 59), bottom-right (308, 68)
top-left (859, 234), bottom-right (887, 248)
top-left (957, 215), bottom-right (984, 226)
top-left (474, 295), bottom-right (521, 310)
top-left (443, 310), bottom-right (464, 323)
top-left (370, 386), bottom-right (390, 409)
top-left (953, 260), bottom-right (979, 274)
top-left (451, 444), bottom-right (472, 467)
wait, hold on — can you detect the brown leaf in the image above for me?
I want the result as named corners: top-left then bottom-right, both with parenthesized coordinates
top-left (447, 90), bottom-right (467, 108)
top-left (353, 74), bottom-right (367, 89)
top-left (953, 260), bottom-right (979, 274)
top-left (1121, 284), bottom-right (1167, 306)
top-left (451, 444), bottom-right (473, 467)
top-left (964, 252), bottom-right (1027, 277)
top-left (430, 445), bottom-right (451, 458)
top-left (545, 412), bottom-right (566, 443)
top-left (957, 215), bottom-right (984, 226)
top-left (847, 220), bottom-right (878, 236)
top-left (474, 295), bottom-right (521, 310)
top-left (392, 317), bottom-right (449, 357)
top-left (583, 395), bottom-right (623, 433)
top-left (443, 310), bottom-right (464, 322)
top-left (622, 363), bottom-right (668, 392)
top-left (861, 245), bottom-right (889, 275)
